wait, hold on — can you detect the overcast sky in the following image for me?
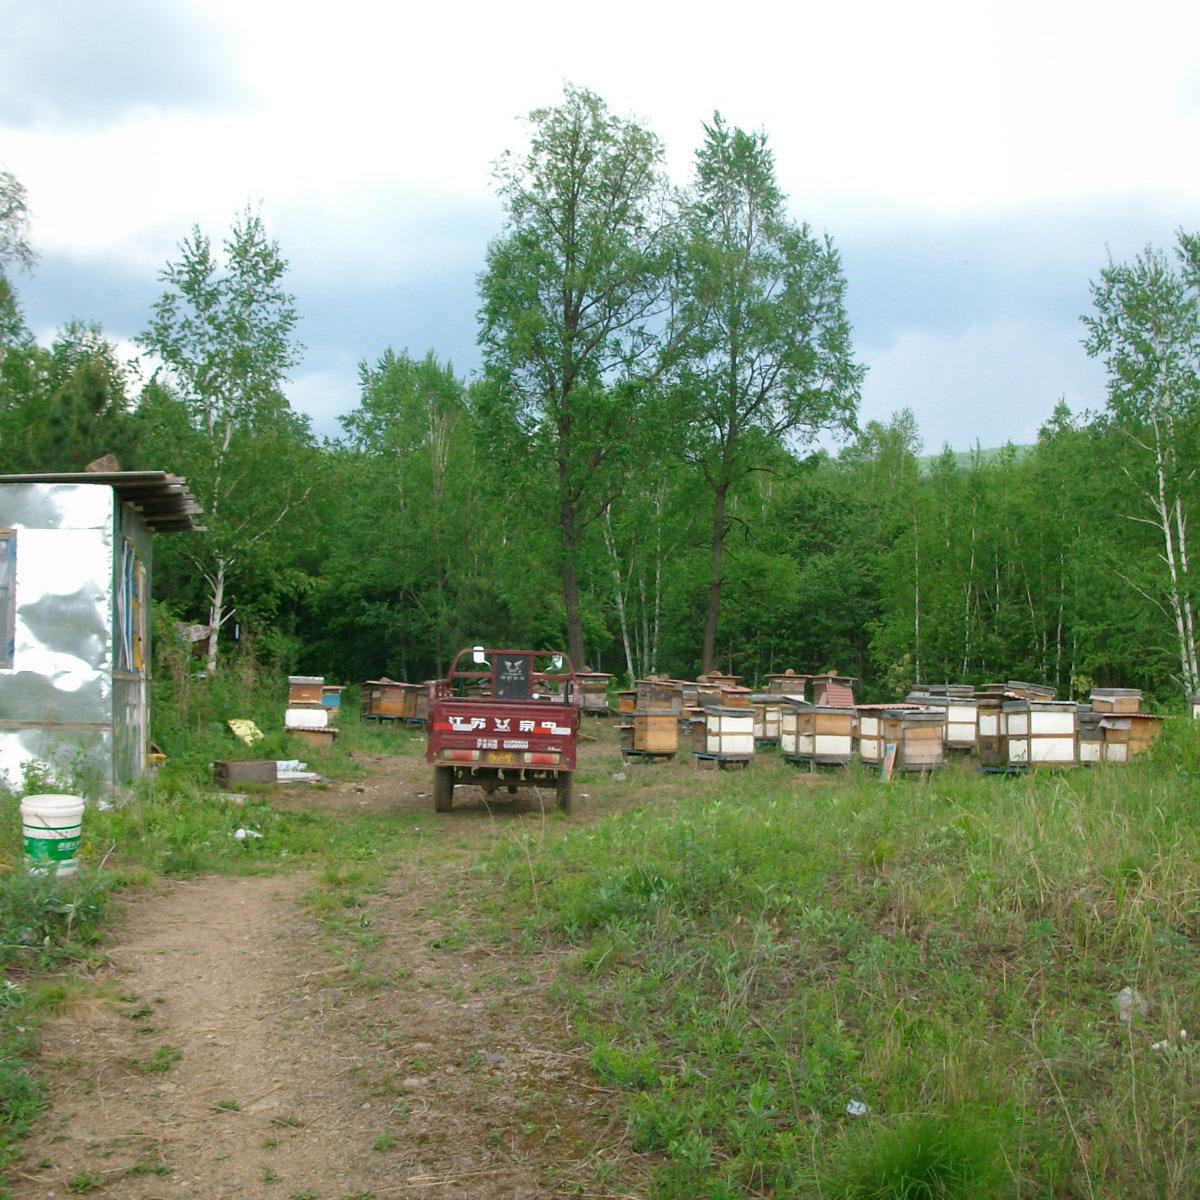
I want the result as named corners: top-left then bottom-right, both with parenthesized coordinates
top-left (4, 0), bottom-right (1199, 451)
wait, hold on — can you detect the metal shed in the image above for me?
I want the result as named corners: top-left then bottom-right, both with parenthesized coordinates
top-left (0, 472), bottom-right (201, 793)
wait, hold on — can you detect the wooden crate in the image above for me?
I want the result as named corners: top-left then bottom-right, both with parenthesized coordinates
top-left (214, 759), bottom-right (277, 787)
top-left (634, 713), bottom-right (678, 754)
top-left (288, 675), bottom-right (324, 705)
top-left (1090, 688), bottom-right (1141, 715)
top-left (881, 710), bottom-right (946, 772)
top-left (1004, 701), bottom-right (1077, 768)
top-left (692, 706), bottom-right (755, 759)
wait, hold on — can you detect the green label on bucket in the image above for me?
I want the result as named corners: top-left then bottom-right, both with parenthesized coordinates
top-left (25, 835), bottom-right (81, 862)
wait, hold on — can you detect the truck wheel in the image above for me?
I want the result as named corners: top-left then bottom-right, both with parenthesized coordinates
top-left (555, 772), bottom-right (573, 814)
top-left (434, 767), bottom-right (454, 813)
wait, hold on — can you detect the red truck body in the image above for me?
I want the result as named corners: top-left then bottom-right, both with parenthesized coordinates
top-left (425, 648), bottom-right (580, 812)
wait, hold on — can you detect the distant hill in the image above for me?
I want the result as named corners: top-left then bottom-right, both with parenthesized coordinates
top-left (918, 444), bottom-right (1032, 472)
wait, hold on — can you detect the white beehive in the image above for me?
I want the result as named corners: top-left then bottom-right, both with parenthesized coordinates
top-left (1004, 700), bottom-right (1077, 768)
top-left (693, 706), bottom-right (755, 759)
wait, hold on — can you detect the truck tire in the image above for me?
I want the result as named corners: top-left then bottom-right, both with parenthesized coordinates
top-left (555, 771), bottom-right (573, 814)
top-left (434, 767), bottom-right (454, 813)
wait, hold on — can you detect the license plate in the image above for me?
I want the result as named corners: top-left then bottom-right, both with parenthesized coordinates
top-left (487, 751), bottom-right (516, 764)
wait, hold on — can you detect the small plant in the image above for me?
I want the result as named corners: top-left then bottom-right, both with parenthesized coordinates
top-left (271, 1114), bottom-right (304, 1128)
top-left (66, 1171), bottom-right (102, 1194)
top-left (261, 1166), bottom-right (280, 1183)
top-left (214, 1098), bottom-right (241, 1112)
top-left (371, 1132), bottom-right (396, 1152)
top-left (126, 1044), bottom-right (181, 1074)
top-left (291, 1191), bottom-right (319, 1200)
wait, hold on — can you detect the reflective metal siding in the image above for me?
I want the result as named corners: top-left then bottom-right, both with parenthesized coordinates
top-left (0, 484), bottom-right (115, 792)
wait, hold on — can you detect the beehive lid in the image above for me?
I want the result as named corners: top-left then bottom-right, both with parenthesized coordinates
top-left (1091, 688), bottom-right (1141, 699)
top-left (289, 675), bottom-right (324, 685)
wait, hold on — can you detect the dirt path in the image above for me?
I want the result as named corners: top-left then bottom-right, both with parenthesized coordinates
top-left (15, 736), bottom-right (670, 1199)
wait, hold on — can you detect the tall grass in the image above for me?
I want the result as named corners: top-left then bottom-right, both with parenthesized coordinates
top-left (486, 724), bottom-right (1200, 1198)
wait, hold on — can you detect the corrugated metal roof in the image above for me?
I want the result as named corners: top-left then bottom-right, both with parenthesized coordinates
top-left (0, 471), bottom-right (203, 532)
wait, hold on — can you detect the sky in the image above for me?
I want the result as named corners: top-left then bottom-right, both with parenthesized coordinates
top-left (3, 0), bottom-right (1199, 452)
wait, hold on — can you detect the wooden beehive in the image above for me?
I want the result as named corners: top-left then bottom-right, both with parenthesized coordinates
top-left (362, 679), bottom-right (422, 720)
top-left (764, 670), bottom-right (809, 698)
top-left (854, 705), bottom-right (893, 764)
top-left (636, 678), bottom-right (682, 714)
top-left (291, 726), bottom-right (337, 750)
top-left (1004, 700), bottom-right (1077, 768)
top-left (1077, 709), bottom-right (1104, 764)
top-left (576, 672), bottom-right (613, 714)
top-left (1127, 713), bottom-right (1163, 757)
top-left (720, 684), bottom-right (753, 708)
top-left (881, 709), bottom-right (946, 772)
top-left (781, 704), bottom-right (854, 765)
top-left (288, 675), bottom-right (324, 705)
top-left (633, 713), bottom-right (678, 754)
top-left (693, 705), bottom-right (755, 759)
top-left (616, 689), bottom-right (637, 715)
top-left (320, 685), bottom-right (344, 714)
top-left (1006, 680), bottom-right (1057, 701)
top-left (976, 698), bottom-right (1008, 768)
top-left (1090, 688), bottom-right (1142, 715)
top-left (751, 696), bottom-right (782, 744)
top-left (811, 673), bottom-right (856, 707)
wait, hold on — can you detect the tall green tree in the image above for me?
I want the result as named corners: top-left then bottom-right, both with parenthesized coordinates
top-left (676, 115), bottom-right (863, 672)
top-left (138, 208), bottom-right (308, 673)
top-left (1083, 234), bottom-right (1200, 696)
top-left (0, 167), bottom-right (35, 349)
top-left (478, 85), bottom-right (677, 669)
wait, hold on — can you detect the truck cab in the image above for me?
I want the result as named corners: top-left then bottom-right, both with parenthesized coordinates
top-left (425, 648), bottom-right (580, 812)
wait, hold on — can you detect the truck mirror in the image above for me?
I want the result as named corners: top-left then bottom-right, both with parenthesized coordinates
top-left (551, 654), bottom-right (564, 671)
top-left (472, 645), bottom-right (486, 665)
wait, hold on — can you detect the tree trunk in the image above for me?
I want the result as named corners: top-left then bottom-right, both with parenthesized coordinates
top-left (562, 551), bottom-right (586, 671)
top-left (702, 481), bottom-right (730, 674)
top-left (206, 557), bottom-right (227, 676)
top-left (602, 510), bottom-right (635, 679)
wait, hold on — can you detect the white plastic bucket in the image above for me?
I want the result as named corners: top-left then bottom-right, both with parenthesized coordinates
top-left (20, 793), bottom-right (85, 877)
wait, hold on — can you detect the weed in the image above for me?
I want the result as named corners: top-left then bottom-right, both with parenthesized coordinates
top-left (213, 1098), bottom-right (241, 1112)
top-left (261, 1166), bottom-right (280, 1183)
top-left (125, 1044), bottom-right (181, 1074)
top-left (371, 1132), bottom-right (396, 1151)
top-left (66, 1172), bottom-right (101, 1194)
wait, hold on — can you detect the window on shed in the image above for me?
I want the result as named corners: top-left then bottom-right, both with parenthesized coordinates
top-left (0, 531), bottom-right (15, 669)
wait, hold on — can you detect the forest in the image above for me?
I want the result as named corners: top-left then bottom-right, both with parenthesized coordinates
top-left (1, 85), bottom-right (1198, 705)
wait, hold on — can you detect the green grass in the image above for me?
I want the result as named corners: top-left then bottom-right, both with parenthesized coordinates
top-left (484, 725), bottom-right (1200, 1198)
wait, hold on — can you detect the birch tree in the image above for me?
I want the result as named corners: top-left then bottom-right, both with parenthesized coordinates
top-left (478, 85), bottom-right (677, 670)
top-left (1083, 235), bottom-right (1200, 695)
top-left (139, 209), bottom-right (306, 673)
top-left (676, 115), bottom-right (863, 673)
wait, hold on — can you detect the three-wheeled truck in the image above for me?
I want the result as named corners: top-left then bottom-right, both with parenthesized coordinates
top-left (425, 648), bottom-right (580, 813)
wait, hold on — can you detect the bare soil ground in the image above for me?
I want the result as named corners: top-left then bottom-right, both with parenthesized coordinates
top-left (15, 729), bottom-right (707, 1200)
